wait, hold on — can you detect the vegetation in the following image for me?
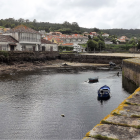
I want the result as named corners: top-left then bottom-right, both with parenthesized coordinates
top-left (92, 134), bottom-right (119, 140)
top-left (1, 18), bottom-right (140, 38)
top-left (0, 18), bottom-right (81, 34)
top-left (100, 28), bottom-right (140, 38)
top-left (0, 51), bottom-right (9, 58)
top-left (86, 35), bottom-right (105, 51)
top-left (58, 46), bottom-right (73, 51)
top-left (105, 44), bottom-right (133, 52)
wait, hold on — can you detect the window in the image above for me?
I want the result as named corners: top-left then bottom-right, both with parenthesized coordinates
top-left (22, 46), bottom-right (26, 51)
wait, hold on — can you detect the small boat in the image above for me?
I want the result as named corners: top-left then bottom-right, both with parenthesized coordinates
top-left (98, 85), bottom-right (110, 99)
top-left (88, 77), bottom-right (98, 83)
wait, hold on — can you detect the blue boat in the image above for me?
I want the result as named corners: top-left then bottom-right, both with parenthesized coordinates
top-left (98, 85), bottom-right (110, 99)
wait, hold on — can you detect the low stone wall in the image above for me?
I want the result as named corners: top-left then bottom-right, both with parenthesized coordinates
top-left (60, 54), bottom-right (131, 64)
top-left (0, 51), bottom-right (59, 63)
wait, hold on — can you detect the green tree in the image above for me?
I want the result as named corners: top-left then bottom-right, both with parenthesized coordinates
top-left (137, 40), bottom-right (140, 49)
top-left (93, 36), bottom-right (99, 42)
top-left (98, 40), bottom-right (105, 50)
top-left (88, 35), bottom-right (92, 40)
top-left (87, 40), bottom-right (98, 51)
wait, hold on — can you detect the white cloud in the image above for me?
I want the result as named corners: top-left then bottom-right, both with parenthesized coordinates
top-left (0, 0), bottom-right (140, 29)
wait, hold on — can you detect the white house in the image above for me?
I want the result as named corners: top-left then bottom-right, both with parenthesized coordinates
top-left (102, 33), bottom-right (109, 37)
top-left (41, 38), bottom-right (58, 51)
top-left (4, 25), bottom-right (41, 51)
top-left (0, 35), bottom-right (18, 51)
top-left (73, 44), bottom-right (85, 52)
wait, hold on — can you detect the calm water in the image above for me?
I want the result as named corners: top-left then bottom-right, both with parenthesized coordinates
top-left (0, 70), bottom-right (133, 140)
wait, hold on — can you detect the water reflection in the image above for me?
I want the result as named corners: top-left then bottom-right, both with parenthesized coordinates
top-left (97, 96), bottom-right (111, 105)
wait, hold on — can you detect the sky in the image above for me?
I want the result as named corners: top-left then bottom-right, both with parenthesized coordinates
top-left (0, 0), bottom-right (140, 29)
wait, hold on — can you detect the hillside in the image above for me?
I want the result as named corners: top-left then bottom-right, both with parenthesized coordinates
top-left (0, 18), bottom-right (140, 38)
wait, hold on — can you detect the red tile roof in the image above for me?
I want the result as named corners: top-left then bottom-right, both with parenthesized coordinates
top-left (0, 35), bottom-right (18, 43)
top-left (9, 25), bottom-right (40, 34)
top-left (62, 43), bottom-right (73, 46)
top-left (41, 38), bottom-right (55, 44)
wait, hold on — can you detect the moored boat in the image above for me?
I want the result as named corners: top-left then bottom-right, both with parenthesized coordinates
top-left (98, 85), bottom-right (110, 99)
top-left (88, 77), bottom-right (98, 83)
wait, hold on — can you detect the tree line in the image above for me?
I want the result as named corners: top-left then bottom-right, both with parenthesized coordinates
top-left (0, 18), bottom-right (140, 38)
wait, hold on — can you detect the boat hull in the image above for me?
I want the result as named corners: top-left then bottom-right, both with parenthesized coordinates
top-left (88, 78), bottom-right (98, 83)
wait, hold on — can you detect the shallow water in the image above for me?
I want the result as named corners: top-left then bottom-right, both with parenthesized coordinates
top-left (0, 70), bottom-right (133, 139)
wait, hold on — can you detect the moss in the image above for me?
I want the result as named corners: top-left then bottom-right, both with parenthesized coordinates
top-left (100, 114), bottom-right (113, 124)
top-left (136, 125), bottom-right (140, 129)
top-left (131, 115), bottom-right (140, 118)
top-left (124, 102), bottom-right (139, 106)
top-left (92, 134), bottom-right (118, 140)
top-left (101, 120), bottom-right (140, 129)
top-left (101, 120), bottom-right (112, 124)
top-left (122, 70), bottom-right (124, 76)
top-left (85, 131), bottom-right (90, 137)
top-left (124, 102), bottom-right (132, 105)
top-left (112, 112), bottom-right (121, 116)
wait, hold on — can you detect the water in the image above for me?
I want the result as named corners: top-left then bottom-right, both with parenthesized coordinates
top-left (0, 70), bottom-right (133, 140)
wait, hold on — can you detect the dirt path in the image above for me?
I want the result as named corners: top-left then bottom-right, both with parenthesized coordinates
top-left (82, 53), bottom-right (139, 57)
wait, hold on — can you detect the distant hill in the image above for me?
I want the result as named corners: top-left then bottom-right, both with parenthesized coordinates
top-left (0, 18), bottom-right (140, 38)
top-left (100, 29), bottom-right (140, 38)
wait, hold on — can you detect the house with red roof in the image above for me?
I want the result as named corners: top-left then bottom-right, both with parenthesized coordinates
top-left (4, 25), bottom-right (41, 51)
top-left (117, 36), bottom-right (129, 43)
top-left (45, 33), bottom-right (88, 45)
top-left (0, 35), bottom-right (18, 51)
top-left (102, 33), bottom-right (109, 37)
top-left (89, 32), bottom-right (98, 38)
top-left (1, 25), bottom-right (58, 52)
top-left (41, 38), bottom-right (58, 51)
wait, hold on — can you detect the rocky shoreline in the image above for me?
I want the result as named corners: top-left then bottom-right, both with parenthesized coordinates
top-left (0, 59), bottom-right (121, 75)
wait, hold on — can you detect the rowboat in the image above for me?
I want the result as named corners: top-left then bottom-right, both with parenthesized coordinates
top-left (88, 77), bottom-right (98, 83)
top-left (98, 85), bottom-right (110, 99)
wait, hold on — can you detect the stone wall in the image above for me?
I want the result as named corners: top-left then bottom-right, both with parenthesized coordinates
top-left (60, 54), bottom-right (131, 64)
top-left (0, 51), bottom-right (59, 63)
top-left (122, 58), bottom-right (140, 86)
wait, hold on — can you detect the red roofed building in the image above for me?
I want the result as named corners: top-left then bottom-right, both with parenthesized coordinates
top-left (4, 25), bottom-right (41, 51)
top-left (0, 35), bottom-right (18, 51)
top-left (41, 38), bottom-right (58, 51)
top-left (44, 33), bottom-right (88, 45)
top-left (117, 36), bottom-right (129, 43)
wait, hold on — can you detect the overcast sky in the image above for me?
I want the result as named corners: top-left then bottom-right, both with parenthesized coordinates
top-left (0, 0), bottom-right (139, 29)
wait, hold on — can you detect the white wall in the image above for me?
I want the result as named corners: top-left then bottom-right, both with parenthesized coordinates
top-left (41, 44), bottom-right (58, 51)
